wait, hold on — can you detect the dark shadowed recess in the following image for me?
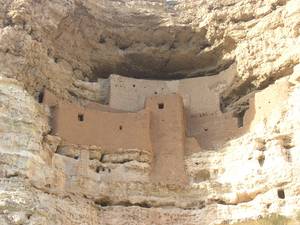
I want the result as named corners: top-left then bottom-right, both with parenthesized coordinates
top-left (51, 1), bottom-right (235, 81)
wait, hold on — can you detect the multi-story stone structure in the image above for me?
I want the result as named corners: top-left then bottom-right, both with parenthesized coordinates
top-left (42, 66), bottom-right (290, 185)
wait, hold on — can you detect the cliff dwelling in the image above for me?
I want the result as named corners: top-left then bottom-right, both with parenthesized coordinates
top-left (1, 0), bottom-right (299, 224)
top-left (41, 64), bottom-right (290, 186)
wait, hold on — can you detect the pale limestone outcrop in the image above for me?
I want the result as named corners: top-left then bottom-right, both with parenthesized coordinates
top-left (1, 65), bottom-right (300, 225)
top-left (0, 0), bottom-right (300, 224)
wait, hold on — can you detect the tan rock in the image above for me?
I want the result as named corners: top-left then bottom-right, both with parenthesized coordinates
top-left (0, 0), bottom-right (300, 224)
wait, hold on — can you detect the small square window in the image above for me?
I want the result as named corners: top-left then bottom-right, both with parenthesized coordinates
top-left (38, 91), bottom-right (44, 103)
top-left (78, 113), bottom-right (84, 122)
top-left (158, 103), bottom-right (164, 109)
top-left (277, 189), bottom-right (285, 199)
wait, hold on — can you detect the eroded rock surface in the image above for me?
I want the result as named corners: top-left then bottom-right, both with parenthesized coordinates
top-left (1, 0), bottom-right (300, 224)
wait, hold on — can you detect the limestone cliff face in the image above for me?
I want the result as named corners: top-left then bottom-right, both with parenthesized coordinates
top-left (0, 0), bottom-right (300, 224)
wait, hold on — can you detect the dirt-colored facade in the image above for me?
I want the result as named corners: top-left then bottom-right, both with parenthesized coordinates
top-left (42, 74), bottom-right (288, 184)
top-left (146, 94), bottom-right (188, 185)
top-left (107, 72), bottom-right (288, 150)
top-left (43, 90), bottom-right (152, 154)
top-left (43, 90), bottom-right (190, 184)
top-left (188, 78), bottom-right (290, 149)
top-left (190, 112), bottom-right (241, 149)
top-left (108, 64), bottom-right (236, 115)
top-left (105, 66), bottom-right (243, 149)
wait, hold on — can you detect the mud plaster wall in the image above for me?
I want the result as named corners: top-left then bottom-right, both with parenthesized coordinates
top-left (98, 78), bottom-right (110, 104)
top-left (109, 74), bottom-right (170, 112)
top-left (108, 65), bottom-right (238, 150)
top-left (146, 94), bottom-right (188, 185)
top-left (44, 73), bottom-right (289, 153)
top-left (50, 102), bottom-right (152, 154)
top-left (44, 91), bottom-right (190, 184)
top-left (190, 112), bottom-right (240, 149)
top-left (43, 89), bottom-right (190, 161)
top-left (109, 64), bottom-right (236, 115)
top-left (177, 65), bottom-right (236, 116)
top-left (189, 78), bottom-right (290, 149)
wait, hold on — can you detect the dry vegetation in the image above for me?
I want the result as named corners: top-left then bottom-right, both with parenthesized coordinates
top-left (222, 214), bottom-right (298, 225)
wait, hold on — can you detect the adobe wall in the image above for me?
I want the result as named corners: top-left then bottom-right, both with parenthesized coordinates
top-left (97, 78), bottom-right (110, 104)
top-left (45, 74), bottom-right (289, 153)
top-left (106, 66), bottom-right (241, 150)
top-left (43, 89), bottom-right (59, 107)
top-left (42, 90), bottom-right (152, 154)
top-left (43, 90), bottom-right (190, 185)
top-left (190, 112), bottom-right (241, 149)
top-left (84, 101), bottom-right (125, 113)
top-left (43, 89), bottom-right (124, 113)
top-left (188, 78), bottom-right (290, 149)
top-left (145, 94), bottom-right (188, 185)
top-left (109, 64), bottom-right (236, 115)
top-left (177, 65), bottom-right (236, 115)
top-left (45, 72), bottom-right (289, 156)
top-left (109, 74), bottom-right (170, 112)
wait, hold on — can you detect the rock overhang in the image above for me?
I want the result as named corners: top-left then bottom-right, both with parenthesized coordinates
top-left (44, 0), bottom-right (234, 80)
